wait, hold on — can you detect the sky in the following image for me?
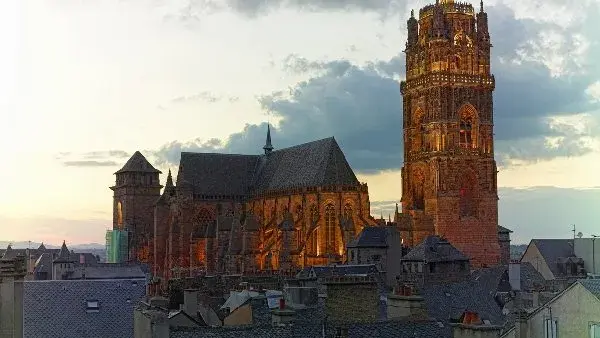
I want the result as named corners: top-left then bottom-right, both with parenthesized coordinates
top-left (1, 0), bottom-right (599, 245)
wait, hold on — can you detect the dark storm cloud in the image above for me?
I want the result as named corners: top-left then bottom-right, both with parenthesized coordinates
top-left (151, 3), bottom-right (598, 172)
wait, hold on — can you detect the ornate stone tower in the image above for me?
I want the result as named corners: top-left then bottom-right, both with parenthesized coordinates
top-left (399, 0), bottom-right (500, 267)
top-left (111, 151), bottom-right (163, 263)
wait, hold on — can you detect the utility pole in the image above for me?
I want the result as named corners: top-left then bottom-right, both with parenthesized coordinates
top-left (592, 235), bottom-right (598, 275)
top-left (572, 224), bottom-right (576, 240)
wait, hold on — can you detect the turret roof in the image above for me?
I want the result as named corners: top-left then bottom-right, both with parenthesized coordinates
top-left (115, 151), bottom-right (161, 174)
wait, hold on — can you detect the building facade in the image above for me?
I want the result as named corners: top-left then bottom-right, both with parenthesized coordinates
top-left (397, 0), bottom-right (500, 268)
top-left (111, 132), bottom-right (378, 288)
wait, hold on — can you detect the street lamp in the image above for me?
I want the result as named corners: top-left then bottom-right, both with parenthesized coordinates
top-left (592, 235), bottom-right (599, 276)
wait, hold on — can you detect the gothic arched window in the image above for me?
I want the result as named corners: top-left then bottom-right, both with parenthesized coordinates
top-left (412, 169), bottom-right (425, 210)
top-left (116, 202), bottom-right (123, 229)
top-left (310, 205), bottom-right (319, 224)
top-left (459, 172), bottom-right (477, 217)
top-left (459, 116), bottom-right (473, 149)
top-left (343, 204), bottom-right (353, 221)
top-left (325, 204), bottom-right (337, 253)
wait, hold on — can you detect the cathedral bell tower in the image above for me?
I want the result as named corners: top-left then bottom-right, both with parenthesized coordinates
top-left (399, 0), bottom-right (500, 267)
top-left (111, 151), bottom-right (163, 263)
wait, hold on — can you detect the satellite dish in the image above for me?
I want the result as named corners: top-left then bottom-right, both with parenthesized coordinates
top-left (577, 232), bottom-right (583, 238)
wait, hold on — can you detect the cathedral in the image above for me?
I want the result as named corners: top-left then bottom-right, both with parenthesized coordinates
top-left (110, 128), bottom-right (377, 285)
top-left (396, 0), bottom-right (501, 267)
top-left (109, 0), bottom-right (506, 286)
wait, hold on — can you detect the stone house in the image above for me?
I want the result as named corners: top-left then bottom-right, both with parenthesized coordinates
top-left (501, 279), bottom-right (600, 338)
top-left (520, 239), bottom-right (587, 291)
top-left (397, 236), bottom-right (471, 291)
top-left (346, 226), bottom-right (403, 287)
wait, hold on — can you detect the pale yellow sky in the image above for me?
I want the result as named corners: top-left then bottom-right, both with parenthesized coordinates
top-left (1, 0), bottom-right (600, 245)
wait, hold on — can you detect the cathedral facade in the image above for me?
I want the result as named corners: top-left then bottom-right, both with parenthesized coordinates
top-left (397, 0), bottom-right (501, 267)
top-left (111, 128), bottom-right (377, 285)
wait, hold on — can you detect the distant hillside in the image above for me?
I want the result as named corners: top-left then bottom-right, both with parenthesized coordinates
top-left (0, 241), bottom-right (104, 250)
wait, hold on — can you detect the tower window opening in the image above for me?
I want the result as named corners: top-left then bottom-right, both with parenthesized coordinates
top-left (459, 117), bottom-right (474, 149)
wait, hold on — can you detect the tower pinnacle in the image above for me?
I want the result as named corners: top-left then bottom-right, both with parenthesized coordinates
top-left (263, 124), bottom-right (274, 155)
top-left (165, 169), bottom-right (174, 187)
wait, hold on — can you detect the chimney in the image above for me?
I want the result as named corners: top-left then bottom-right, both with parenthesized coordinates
top-left (324, 275), bottom-right (380, 323)
top-left (271, 298), bottom-right (295, 327)
top-left (509, 261), bottom-right (521, 291)
top-left (283, 286), bottom-right (318, 309)
top-left (387, 284), bottom-right (427, 320)
top-left (183, 289), bottom-right (199, 318)
top-left (148, 296), bottom-right (169, 309)
top-left (532, 290), bottom-right (539, 308)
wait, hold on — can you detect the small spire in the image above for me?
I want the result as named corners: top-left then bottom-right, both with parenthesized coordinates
top-left (388, 214), bottom-right (391, 223)
top-left (263, 124), bottom-right (274, 155)
top-left (395, 203), bottom-right (399, 214)
top-left (410, 9), bottom-right (414, 17)
top-left (480, 0), bottom-right (484, 12)
top-left (165, 169), bottom-right (174, 187)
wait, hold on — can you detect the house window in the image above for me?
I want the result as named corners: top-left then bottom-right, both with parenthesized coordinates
top-left (417, 263), bottom-right (423, 273)
top-left (429, 263), bottom-right (436, 273)
top-left (86, 300), bottom-right (100, 312)
top-left (372, 254), bottom-right (381, 262)
top-left (350, 250), bottom-right (355, 262)
top-left (591, 323), bottom-right (600, 338)
top-left (544, 318), bottom-right (557, 338)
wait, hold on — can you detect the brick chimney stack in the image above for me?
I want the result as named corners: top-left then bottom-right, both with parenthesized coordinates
top-left (271, 298), bottom-right (295, 327)
top-left (387, 283), bottom-right (428, 320)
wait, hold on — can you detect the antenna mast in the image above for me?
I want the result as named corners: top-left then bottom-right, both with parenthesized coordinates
top-left (572, 224), bottom-right (576, 240)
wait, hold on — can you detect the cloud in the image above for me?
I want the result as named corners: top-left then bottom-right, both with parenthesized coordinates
top-left (63, 160), bottom-right (119, 167)
top-left (149, 3), bottom-right (600, 173)
top-left (56, 150), bottom-right (130, 167)
top-left (173, 0), bottom-right (404, 18)
top-left (170, 91), bottom-right (239, 104)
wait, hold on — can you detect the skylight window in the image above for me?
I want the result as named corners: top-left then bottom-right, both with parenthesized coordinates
top-left (86, 300), bottom-right (100, 312)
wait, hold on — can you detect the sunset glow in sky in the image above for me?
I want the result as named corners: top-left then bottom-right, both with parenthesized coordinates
top-left (2, 0), bottom-right (600, 245)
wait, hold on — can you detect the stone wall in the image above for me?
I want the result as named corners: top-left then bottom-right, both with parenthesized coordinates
top-left (324, 276), bottom-right (379, 323)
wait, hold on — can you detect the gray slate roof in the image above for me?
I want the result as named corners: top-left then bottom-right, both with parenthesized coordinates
top-left (402, 236), bottom-right (469, 262)
top-left (347, 226), bottom-right (397, 248)
top-left (115, 151), bottom-right (161, 174)
top-left (529, 239), bottom-right (576, 277)
top-left (580, 279), bottom-right (600, 300)
top-left (23, 279), bottom-right (146, 338)
top-left (170, 297), bottom-right (451, 338)
top-left (421, 279), bottom-right (505, 326)
top-left (177, 137), bottom-right (359, 196)
top-left (68, 264), bottom-right (147, 279)
top-left (470, 262), bottom-right (546, 292)
top-left (296, 264), bottom-right (380, 279)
